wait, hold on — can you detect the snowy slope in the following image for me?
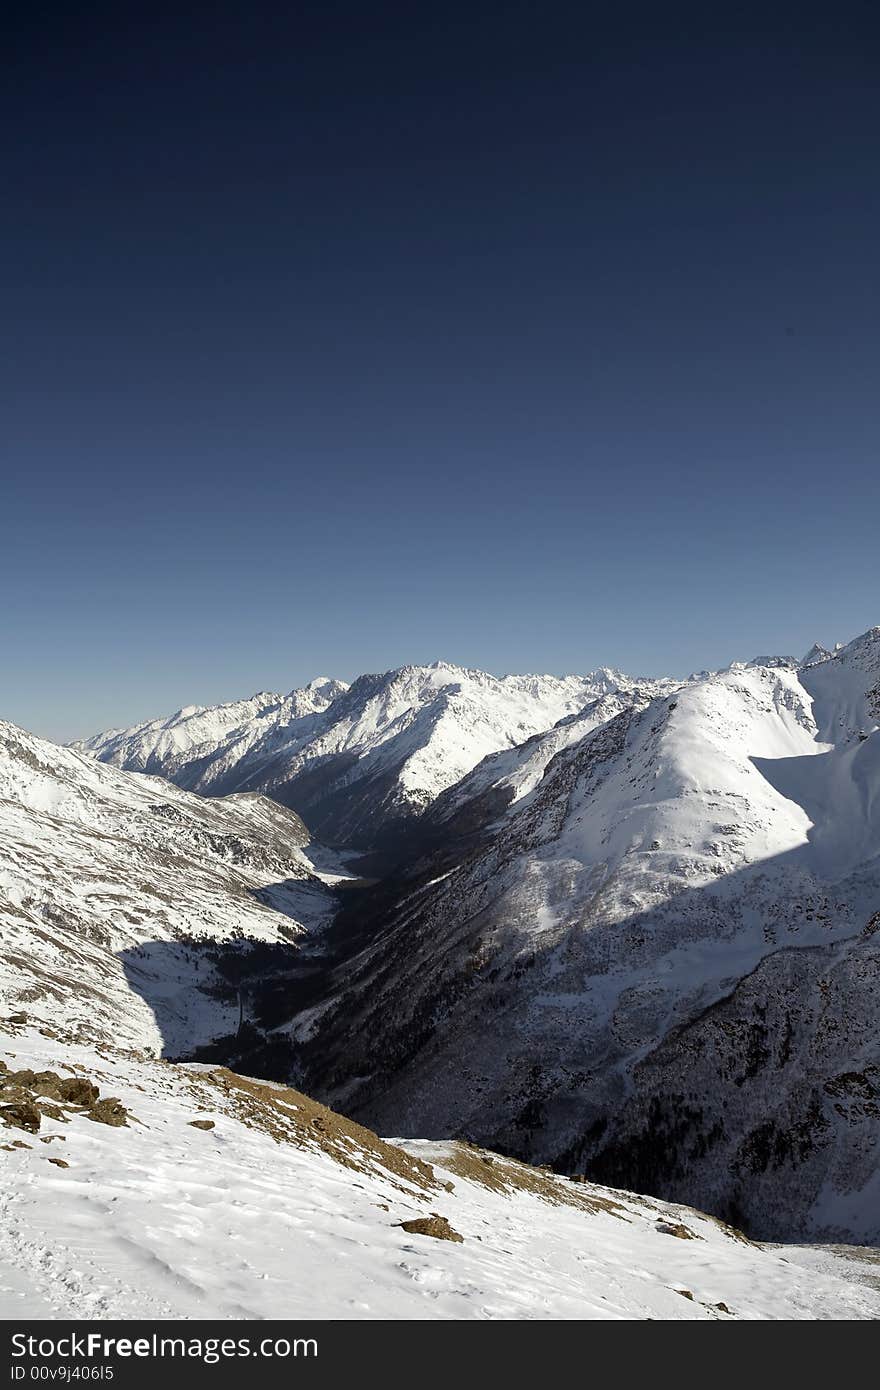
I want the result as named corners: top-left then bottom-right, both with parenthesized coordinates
top-left (295, 634), bottom-right (880, 1239)
top-left (0, 720), bottom-right (345, 1054)
top-left (424, 687), bottom-right (672, 840)
top-left (2, 1028), bottom-right (876, 1320)
top-left (75, 664), bottom-right (671, 849)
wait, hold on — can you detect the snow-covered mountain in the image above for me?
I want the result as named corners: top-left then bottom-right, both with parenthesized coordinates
top-left (74, 677), bottom-right (348, 774)
top-left (5, 629), bottom-right (880, 1260)
top-left (0, 719), bottom-right (347, 1054)
top-left (420, 689), bottom-right (656, 846)
top-left (6, 719), bottom-right (876, 1321)
top-left (74, 664), bottom-right (675, 851)
top-left (291, 631), bottom-right (880, 1241)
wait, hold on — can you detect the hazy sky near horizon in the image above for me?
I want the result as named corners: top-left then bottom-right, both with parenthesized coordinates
top-left (3, 2), bottom-right (879, 741)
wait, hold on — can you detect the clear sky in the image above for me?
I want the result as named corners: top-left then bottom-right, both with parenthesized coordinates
top-left (3, 2), bottom-right (879, 741)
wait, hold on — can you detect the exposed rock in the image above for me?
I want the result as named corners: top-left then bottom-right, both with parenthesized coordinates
top-left (47, 1157), bottom-right (70, 1169)
top-left (1, 1100), bottom-right (42, 1133)
top-left (205, 1069), bottom-right (438, 1195)
top-left (86, 1098), bottom-right (128, 1127)
top-left (189, 1119), bottom-right (215, 1130)
top-left (0, 1084), bottom-right (33, 1105)
top-left (36, 1102), bottom-right (65, 1120)
top-left (58, 1077), bottom-right (100, 1106)
top-left (31, 1073), bottom-right (65, 1100)
top-left (656, 1220), bottom-right (698, 1239)
top-left (397, 1214), bottom-right (464, 1243)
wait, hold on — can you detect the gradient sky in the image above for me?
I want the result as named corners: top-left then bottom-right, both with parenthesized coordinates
top-left (3, 2), bottom-right (879, 741)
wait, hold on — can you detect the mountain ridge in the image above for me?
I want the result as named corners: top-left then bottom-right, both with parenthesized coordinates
top-left (4, 626), bottom-right (880, 1245)
top-left (281, 632), bottom-right (880, 1240)
top-left (73, 661), bottom-right (678, 850)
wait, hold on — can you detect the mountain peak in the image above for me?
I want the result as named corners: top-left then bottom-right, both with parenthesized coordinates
top-left (302, 675), bottom-right (347, 694)
top-left (828, 625), bottom-right (880, 670)
top-left (74, 663), bottom-right (649, 848)
top-left (801, 643), bottom-right (832, 667)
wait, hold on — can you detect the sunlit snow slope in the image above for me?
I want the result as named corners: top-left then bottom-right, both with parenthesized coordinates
top-left (2, 1028), bottom-right (877, 1321)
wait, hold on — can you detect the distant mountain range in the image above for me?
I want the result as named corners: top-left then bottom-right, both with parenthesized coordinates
top-left (73, 663), bottom-right (675, 852)
top-left (3, 630), bottom-right (879, 1246)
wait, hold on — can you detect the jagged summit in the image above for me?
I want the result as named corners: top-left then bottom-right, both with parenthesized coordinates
top-left (801, 642), bottom-right (833, 666)
top-left (745, 654), bottom-right (798, 669)
top-left (74, 661), bottom-right (673, 849)
top-left (801, 629), bottom-right (879, 670)
top-left (71, 635), bottom-right (880, 853)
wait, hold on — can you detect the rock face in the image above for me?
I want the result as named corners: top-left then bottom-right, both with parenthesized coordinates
top-left (1, 1101), bottom-right (42, 1133)
top-left (59, 1079), bottom-right (100, 1106)
top-left (292, 633), bottom-right (880, 1241)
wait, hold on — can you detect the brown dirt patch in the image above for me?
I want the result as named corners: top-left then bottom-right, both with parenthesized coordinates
top-left (202, 1069), bottom-right (438, 1195)
top-left (434, 1142), bottom-right (629, 1219)
top-left (656, 1220), bottom-right (699, 1239)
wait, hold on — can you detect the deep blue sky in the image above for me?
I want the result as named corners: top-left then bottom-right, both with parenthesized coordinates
top-left (3, 2), bottom-right (879, 741)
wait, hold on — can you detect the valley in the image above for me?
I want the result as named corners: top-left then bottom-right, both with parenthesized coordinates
top-left (2, 630), bottom-right (880, 1316)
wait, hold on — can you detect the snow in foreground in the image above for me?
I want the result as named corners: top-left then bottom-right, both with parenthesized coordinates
top-left (1, 1031), bottom-right (877, 1321)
